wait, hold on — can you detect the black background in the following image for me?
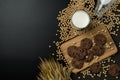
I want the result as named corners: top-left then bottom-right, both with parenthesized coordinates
top-left (0, 0), bottom-right (69, 80)
top-left (0, 0), bottom-right (120, 80)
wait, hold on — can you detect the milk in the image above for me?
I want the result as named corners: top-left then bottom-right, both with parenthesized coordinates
top-left (96, 0), bottom-right (115, 17)
top-left (98, 0), bottom-right (112, 11)
top-left (71, 10), bottom-right (90, 29)
top-left (101, 0), bottom-right (112, 5)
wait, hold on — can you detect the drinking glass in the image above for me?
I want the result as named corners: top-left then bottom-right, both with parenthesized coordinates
top-left (95, 0), bottom-right (116, 17)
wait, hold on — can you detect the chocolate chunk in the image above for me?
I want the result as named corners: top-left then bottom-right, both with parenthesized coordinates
top-left (71, 59), bottom-right (84, 69)
top-left (67, 46), bottom-right (87, 60)
top-left (108, 64), bottom-right (120, 77)
top-left (94, 34), bottom-right (107, 45)
top-left (90, 63), bottom-right (101, 74)
top-left (92, 45), bottom-right (105, 56)
top-left (80, 38), bottom-right (93, 50)
top-left (85, 50), bottom-right (94, 62)
top-left (67, 46), bottom-right (78, 58)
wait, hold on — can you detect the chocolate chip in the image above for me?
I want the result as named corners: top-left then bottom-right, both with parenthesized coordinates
top-left (92, 45), bottom-right (105, 56)
top-left (94, 34), bottom-right (107, 45)
top-left (80, 38), bottom-right (93, 50)
top-left (71, 58), bottom-right (84, 69)
top-left (90, 63), bottom-right (102, 74)
top-left (108, 64), bottom-right (120, 77)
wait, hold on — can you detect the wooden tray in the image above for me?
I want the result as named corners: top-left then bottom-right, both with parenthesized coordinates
top-left (60, 25), bottom-right (118, 73)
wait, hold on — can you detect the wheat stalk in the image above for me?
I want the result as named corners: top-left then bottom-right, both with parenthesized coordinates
top-left (37, 58), bottom-right (72, 80)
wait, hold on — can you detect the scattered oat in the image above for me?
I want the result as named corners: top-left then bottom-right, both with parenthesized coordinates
top-left (53, 41), bottom-right (56, 43)
top-left (104, 30), bottom-right (107, 33)
top-left (111, 47), bottom-right (114, 50)
top-left (102, 29), bottom-right (104, 32)
top-left (78, 76), bottom-right (80, 79)
top-left (109, 42), bottom-right (113, 45)
top-left (49, 45), bottom-right (51, 48)
top-left (56, 34), bottom-right (58, 36)
top-left (72, 42), bottom-right (76, 44)
top-left (116, 76), bottom-right (119, 79)
top-left (105, 75), bottom-right (107, 77)
top-left (52, 53), bottom-right (55, 56)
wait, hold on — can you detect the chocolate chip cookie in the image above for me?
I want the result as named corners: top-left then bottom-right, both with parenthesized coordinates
top-left (71, 58), bottom-right (84, 69)
top-left (94, 34), bottom-right (107, 45)
top-left (92, 45), bottom-right (105, 56)
top-left (80, 38), bottom-right (93, 50)
top-left (108, 64), bottom-right (120, 76)
top-left (67, 46), bottom-right (78, 58)
top-left (90, 63), bottom-right (102, 74)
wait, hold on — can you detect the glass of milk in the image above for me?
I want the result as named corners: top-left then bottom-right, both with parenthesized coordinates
top-left (71, 10), bottom-right (90, 30)
top-left (95, 0), bottom-right (116, 17)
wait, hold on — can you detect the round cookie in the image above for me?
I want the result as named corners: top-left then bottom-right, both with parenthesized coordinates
top-left (71, 58), bottom-right (84, 69)
top-left (89, 63), bottom-right (102, 74)
top-left (92, 45), bottom-right (105, 56)
top-left (108, 64), bottom-right (120, 76)
top-left (94, 34), bottom-right (107, 45)
top-left (80, 38), bottom-right (93, 50)
top-left (67, 46), bottom-right (78, 58)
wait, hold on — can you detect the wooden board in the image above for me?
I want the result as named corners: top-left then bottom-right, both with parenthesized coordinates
top-left (60, 25), bottom-right (118, 73)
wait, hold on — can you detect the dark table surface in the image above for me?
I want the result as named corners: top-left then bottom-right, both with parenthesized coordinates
top-left (0, 0), bottom-right (119, 80)
top-left (0, 0), bottom-right (69, 80)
